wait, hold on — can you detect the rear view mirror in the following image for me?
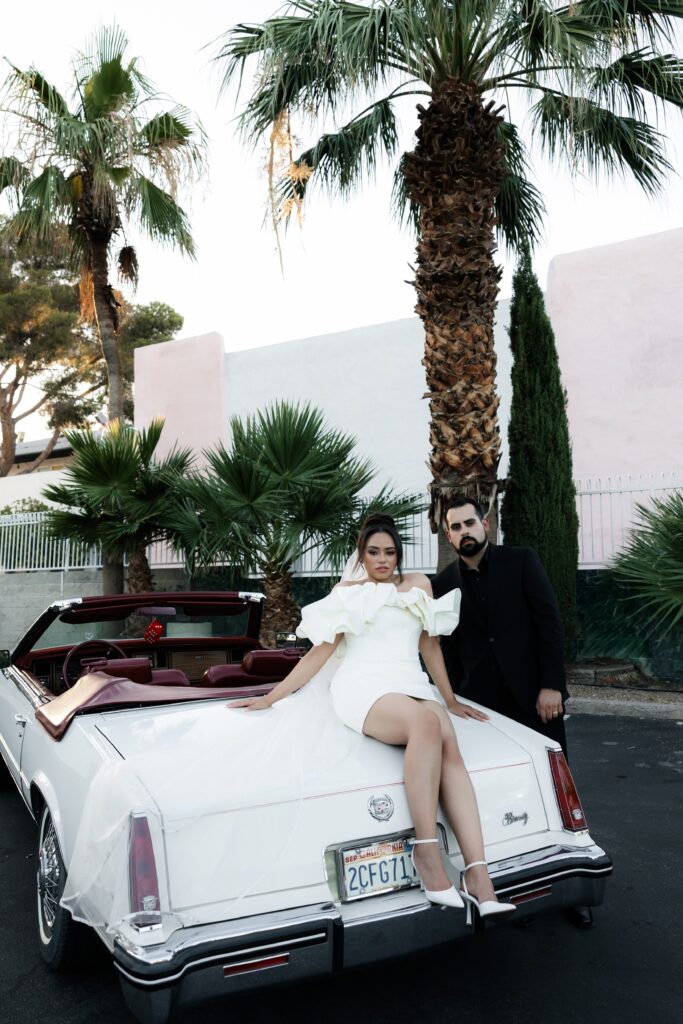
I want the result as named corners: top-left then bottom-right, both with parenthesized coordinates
top-left (0, 650), bottom-right (11, 669)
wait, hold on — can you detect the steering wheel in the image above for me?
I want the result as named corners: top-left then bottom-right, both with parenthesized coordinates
top-left (62, 639), bottom-right (128, 689)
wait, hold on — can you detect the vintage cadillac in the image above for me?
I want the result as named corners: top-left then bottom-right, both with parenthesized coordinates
top-left (0, 591), bottom-right (612, 1023)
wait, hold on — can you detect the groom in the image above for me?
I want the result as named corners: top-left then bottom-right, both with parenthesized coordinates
top-left (431, 495), bottom-right (592, 929)
top-left (431, 495), bottom-right (568, 752)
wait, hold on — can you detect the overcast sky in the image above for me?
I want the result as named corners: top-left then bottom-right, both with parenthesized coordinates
top-left (3, 0), bottom-right (683, 358)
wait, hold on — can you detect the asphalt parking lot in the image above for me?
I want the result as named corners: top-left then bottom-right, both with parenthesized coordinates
top-left (1, 714), bottom-right (681, 1024)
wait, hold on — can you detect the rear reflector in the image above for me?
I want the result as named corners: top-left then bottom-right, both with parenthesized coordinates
top-left (510, 886), bottom-right (552, 905)
top-left (548, 750), bottom-right (587, 831)
top-left (129, 814), bottom-right (161, 914)
top-left (223, 954), bottom-right (289, 977)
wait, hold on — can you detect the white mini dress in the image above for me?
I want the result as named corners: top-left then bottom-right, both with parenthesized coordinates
top-left (296, 582), bottom-right (461, 734)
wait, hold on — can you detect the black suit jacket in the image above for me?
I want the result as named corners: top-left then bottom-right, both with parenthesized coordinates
top-left (431, 544), bottom-right (568, 712)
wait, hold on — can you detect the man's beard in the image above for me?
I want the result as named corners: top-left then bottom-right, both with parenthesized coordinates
top-left (458, 536), bottom-right (487, 557)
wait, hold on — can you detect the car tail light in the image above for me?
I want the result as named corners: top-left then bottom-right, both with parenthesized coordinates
top-left (548, 750), bottom-right (587, 831)
top-left (129, 814), bottom-right (160, 914)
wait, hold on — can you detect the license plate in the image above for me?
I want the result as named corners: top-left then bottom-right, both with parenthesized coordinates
top-left (340, 837), bottom-right (419, 901)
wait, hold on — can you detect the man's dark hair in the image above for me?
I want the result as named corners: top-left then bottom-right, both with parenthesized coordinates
top-left (442, 495), bottom-right (486, 525)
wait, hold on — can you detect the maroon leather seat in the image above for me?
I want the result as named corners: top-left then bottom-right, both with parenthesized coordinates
top-left (149, 669), bottom-right (191, 687)
top-left (203, 648), bottom-right (305, 687)
top-left (88, 657), bottom-right (190, 687)
top-left (87, 657), bottom-right (152, 683)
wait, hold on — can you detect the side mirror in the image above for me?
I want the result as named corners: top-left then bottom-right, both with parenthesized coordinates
top-left (0, 650), bottom-right (11, 669)
top-left (275, 632), bottom-right (298, 649)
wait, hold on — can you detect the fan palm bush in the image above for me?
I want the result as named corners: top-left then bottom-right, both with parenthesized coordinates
top-left (175, 401), bottom-right (424, 645)
top-left (42, 418), bottom-right (194, 593)
top-left (585, 492), bottom-right (683, 676)
top-left (0, 24), bottom-right (205, 420)
top-left (217, 0), bottom-right (683, 547)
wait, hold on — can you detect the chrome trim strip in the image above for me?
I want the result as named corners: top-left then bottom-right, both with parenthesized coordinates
top-left (49, 598), bottom-right (83, 612)
top-left (113, 903), bottom-right (339, 968)
top-left (497, 863), bottom-right (612, 896)
top-left (114, 930), bottom-right (327, 987)
top-left (488, 843), bottom-right (609, 879)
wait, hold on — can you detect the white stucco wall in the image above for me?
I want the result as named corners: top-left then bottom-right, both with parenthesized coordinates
top-left (546, 228), bottom-right (683, 481)
top-left (133, 306), bottom-right (513, 499)
top-left (0, 469), bottom-right (67, 508)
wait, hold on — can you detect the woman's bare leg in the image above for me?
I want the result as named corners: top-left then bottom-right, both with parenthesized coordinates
top-left (362, 694), bottom-right (451, 892)
top-left (420, 701), bottom-right (496, 903)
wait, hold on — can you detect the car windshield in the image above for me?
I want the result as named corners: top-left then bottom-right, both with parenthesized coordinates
top-left (33, 608), bottom-right (250, 652)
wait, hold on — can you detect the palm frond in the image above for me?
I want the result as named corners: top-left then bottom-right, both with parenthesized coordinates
top-left (490, 0), bottom-right (596, 86)
top-left (576, 0), bottom-right (683, 51)
top-left (82, 54), bottom-right (136, 120)
top-left (588, 49), bottom-right (683, 117)
top-left (391, 158), bottom-right (420, 234)
top-left (495, 120), bottom-right (546, 252)
top-left (0, 157), bottom-right (29, 200)
top-left (141, 108), bottom-right (193, 148)
top-left (276, 96), bottom-right (400, 220)
top-left (5, 166), bottom-right (70, 242)
top-left (584, 490), bottom-right (683, 654)
top-left (532, 90), bottom-right (672, 194)
top-left (218, 0), bottom-right (422, 135)
top-left (5, 64), bottom-right (70, 116)
top-left (131, 176), bottom-right (196, 255)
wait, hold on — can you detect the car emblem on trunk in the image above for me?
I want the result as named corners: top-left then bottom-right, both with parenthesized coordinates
top-left (368, 794), bottom-right (394, 821)
top-left (502, 811), bottom-right (529, 826)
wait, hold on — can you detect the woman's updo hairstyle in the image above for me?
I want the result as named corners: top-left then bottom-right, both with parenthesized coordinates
top-left (356, 513), bottom-right (404, 580)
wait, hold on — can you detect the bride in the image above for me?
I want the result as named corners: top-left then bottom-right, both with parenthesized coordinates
top-left (231, 513), bottom-right (515, 921)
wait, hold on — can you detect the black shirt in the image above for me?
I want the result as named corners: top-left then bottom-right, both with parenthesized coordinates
top-left (457, 546), bottom-right (501, 687)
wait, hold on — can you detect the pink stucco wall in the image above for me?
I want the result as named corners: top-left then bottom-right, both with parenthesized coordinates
top-left (546, 228), bottom-right (683, 482)
top-left (134, 332), bottom-right (227, 463)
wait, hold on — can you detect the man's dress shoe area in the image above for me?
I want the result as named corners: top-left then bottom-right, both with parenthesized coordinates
top-left (565, 905), bottom-right (594, 929)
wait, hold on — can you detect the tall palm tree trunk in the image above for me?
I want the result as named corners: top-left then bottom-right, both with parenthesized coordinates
top-left (102, 551), bottom-right (124, 595)
top-left (90, 238), bottom-right (124, 422)
top-left (402, 81), bottom-right (505, 565)
top-left (261, 569), bottom-right (301, 649)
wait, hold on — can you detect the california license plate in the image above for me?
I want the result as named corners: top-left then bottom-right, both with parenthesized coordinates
top-left (340, 837), bottom-right (419, 901)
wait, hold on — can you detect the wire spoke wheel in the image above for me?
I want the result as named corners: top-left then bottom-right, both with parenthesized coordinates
top-left (36, 806), bottom-right (92, 970)
top-left (38, 817), bottom-right (61, 937)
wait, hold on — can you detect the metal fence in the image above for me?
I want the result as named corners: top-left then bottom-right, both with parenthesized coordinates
top-left (574, 472), bottom-right (682, 569)
top-left (0, 472), bottom-right (680, 575)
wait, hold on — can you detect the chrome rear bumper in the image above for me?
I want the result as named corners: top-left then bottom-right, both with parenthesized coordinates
top-left (114, 843), bottom-right (612, 1024)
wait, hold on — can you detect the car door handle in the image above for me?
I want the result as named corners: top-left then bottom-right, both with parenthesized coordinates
top-left (14, 714), bottom-right (28, 726)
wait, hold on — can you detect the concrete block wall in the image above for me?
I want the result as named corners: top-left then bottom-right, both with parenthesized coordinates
top-left (0, 567), bottom-right (189, 652)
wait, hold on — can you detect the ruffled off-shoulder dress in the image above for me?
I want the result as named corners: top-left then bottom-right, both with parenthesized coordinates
top-left (296, 582), bottom-right (460, 734)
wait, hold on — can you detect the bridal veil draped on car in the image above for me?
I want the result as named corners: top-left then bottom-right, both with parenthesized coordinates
top-left (60, 556), bottom-right (460, 935)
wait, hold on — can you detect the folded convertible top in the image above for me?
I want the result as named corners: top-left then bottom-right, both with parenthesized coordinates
top-left (35, 672), bottom-right (273, 741)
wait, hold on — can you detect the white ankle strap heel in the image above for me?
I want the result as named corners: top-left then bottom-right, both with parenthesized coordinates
top-left (409, 838), bottom-right (465, 911)
top-left (459, 860), bottom-right (516, 926)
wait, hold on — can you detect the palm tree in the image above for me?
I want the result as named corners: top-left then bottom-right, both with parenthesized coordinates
top-left (216, 0), bottom-right (683, 549)
top-left (175, 401), bottom-right (424, 646)
top-left (0, 24), bottom-right (205, 420)
top-left (42, 418), bottom-right (194, 593)
top-left (585, 491), bottom-right (683, 672)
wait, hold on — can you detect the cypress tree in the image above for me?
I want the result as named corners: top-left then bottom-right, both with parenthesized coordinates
top-left (501, 246), bottom-right (579, 659)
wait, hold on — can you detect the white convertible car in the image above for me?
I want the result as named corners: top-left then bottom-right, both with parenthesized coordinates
top-left (0, 591), bottom-right (612, 1023)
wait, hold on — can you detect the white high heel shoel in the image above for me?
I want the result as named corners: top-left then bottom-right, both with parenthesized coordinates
top-left (409, 838), bottom-right (465, 910)
top-left (459, 859), bottom-right (517, 925)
